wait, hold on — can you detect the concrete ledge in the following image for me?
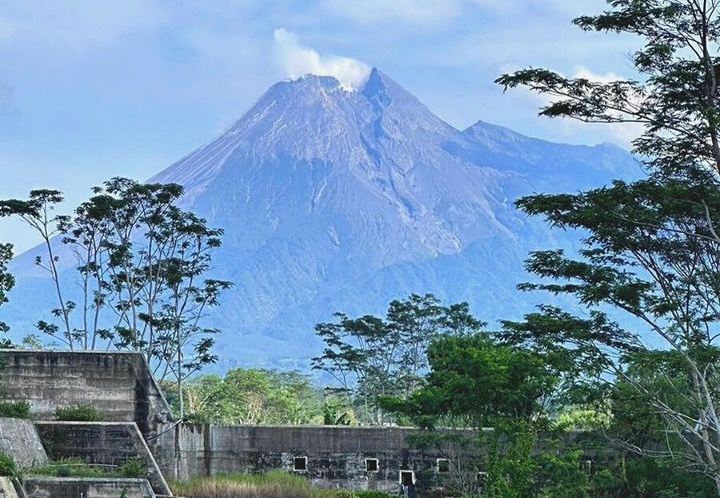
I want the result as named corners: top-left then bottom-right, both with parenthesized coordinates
top-left (22, 477), bottom-right (155, 498)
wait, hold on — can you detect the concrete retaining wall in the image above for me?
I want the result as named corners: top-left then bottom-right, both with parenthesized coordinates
top-left (22, 478), bottom-right (154, 498)
top-left (0, 418), bottom-right (48, 468)
top-left (153, 423), bottom-right (468, 492)
top-left (34, 422), bottom-right (171, 497)
top-left (0, 350), bottom-right (171, 436)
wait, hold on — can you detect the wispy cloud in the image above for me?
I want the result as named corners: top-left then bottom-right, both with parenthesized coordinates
top-left (320, 0), bottom-right (466, 25)
top-left (0, 0), bottom-right (166, 47)
top-left (273, 28), bottom-right (371, 91)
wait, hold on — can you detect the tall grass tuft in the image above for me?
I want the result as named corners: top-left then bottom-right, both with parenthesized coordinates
top-left (172, 471), bottom-right (316, 498)
top-left (172, 471), bottom-right (393, 498)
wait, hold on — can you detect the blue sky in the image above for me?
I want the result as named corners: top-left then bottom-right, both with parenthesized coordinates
top-left (0, 0), bottom-right (637, 252)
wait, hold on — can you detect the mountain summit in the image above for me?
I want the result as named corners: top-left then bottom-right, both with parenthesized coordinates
top-left (8, 69), bottom-right (639, 367)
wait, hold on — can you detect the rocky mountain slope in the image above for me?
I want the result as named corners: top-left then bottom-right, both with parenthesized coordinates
top-left (6, 69), bottom-right (639, 368)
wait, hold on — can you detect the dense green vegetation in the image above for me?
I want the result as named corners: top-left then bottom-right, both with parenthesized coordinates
top-left (163, 368), bottom-right (328, 425)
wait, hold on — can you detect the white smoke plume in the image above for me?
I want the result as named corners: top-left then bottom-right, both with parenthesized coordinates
top-left (273, 28), bottom-right (371, 91)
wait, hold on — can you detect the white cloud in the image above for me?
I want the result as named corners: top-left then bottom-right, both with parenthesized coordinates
top-left (273, 28), bottom-right (371, 91)
top-left (571, 66), bottom-right (644, 147)
top-left (572, 66), bottom-right (625, 83)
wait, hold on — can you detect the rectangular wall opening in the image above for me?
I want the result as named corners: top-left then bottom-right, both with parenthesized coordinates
top-left (437, 458), bottom-right (450, 473)
top-left (365, 458), bottom-right (379, 472)
top-left (400, 470), bottom-right (414, 486)
top-left (293, 456), bottom-right (308, 471)
top-left (477, 471), bottom-right (488, 487)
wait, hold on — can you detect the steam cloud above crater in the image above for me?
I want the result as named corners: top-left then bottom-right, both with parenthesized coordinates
top-left (273, 28), bottom-right (371, 91)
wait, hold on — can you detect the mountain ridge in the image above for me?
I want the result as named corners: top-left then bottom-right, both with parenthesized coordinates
top-left (5, 68), bottom-right (639, 368)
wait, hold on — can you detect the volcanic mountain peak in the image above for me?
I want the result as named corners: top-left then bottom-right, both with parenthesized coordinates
top-left (6, 68), bottom-right (640, 367)
top-left (151, 69), bottom-right (479, 205)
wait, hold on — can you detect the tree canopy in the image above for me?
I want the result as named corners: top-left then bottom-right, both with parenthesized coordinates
top-left (496, 0), bottom-right (720, 492)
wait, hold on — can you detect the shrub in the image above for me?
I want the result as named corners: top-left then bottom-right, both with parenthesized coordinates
top-left (55, 404), bottom-right (104, 421)
top-left (0, 453), bottom-right (17, 476)
top-left (26, 458), bottom-right (119, 478)
top-left (0, 400), bottom-right (31, 419)
top-left (119, 458), bottom-right (145, 478)
top-left (56, 465), bottom-right (72, 477)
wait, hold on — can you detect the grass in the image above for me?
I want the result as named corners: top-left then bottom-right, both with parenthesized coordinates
top-left (0, 400), bottom-right (31, 419)
top-left (171, 471), bottom-right (393, 498)
top-left (23, 457), bottom-right (145, 479)
top-left (54, 404), bottom-right (104, 421)
top-left (0, 453), bottom-right (17, 477)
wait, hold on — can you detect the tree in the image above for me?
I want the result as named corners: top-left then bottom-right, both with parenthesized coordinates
top-left (312, 293), bottom-right (483, 424)
top-left (495, 0), bottom-right (720, 492)
top-left (165, 368), bottom-right (325, 425)
top-left (0, 190), bottom-right (73, 344)
top-left (0, 178), bottom-right (231, 419)
top-left (0, 243), bottom-right (14, 347)
top-left (383, 332), bottom-right (562, 496)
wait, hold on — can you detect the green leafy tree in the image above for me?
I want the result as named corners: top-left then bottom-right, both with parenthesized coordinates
top-left (166, 368), bottom-right (325, 425)
top-left (383, 332), bottom-right (563, 496)
top-left (0, 190), bottom-right (72, 344)
top-left (495, 0), bottom-right (720, 492)
top-left (312, 293), bottom-right (483, 424)
top-left (0, 243), bottom-right (14, 347)
top-left (0, 178), bottom-right (231, 419)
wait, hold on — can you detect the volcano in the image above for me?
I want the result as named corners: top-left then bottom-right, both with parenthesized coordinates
top-left (6, 69), bottom-right (639, 368)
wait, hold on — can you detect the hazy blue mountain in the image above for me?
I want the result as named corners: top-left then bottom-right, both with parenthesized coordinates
top-left (5, 69), bottom-right (639, 369)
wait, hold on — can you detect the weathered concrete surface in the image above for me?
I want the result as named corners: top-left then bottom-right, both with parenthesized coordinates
top-left (34, 422), bottom-right (172, 497)
top-left (0, 350), bottom-right (171, 436)
top-left (153, 423), bottom-right (461, 492)
top-left (0, 418), bottom-right (48, 468)
top-left (0, 477), bottom-right (19, 498)
top-left (0, 350), bottom-right (471, 493)
top-left (23, 478), bottom-right (155, 498)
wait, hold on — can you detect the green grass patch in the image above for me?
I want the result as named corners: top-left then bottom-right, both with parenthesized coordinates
top-left (0, 400), bottom-right (31, 419)
top-left (0, 453), bottom-right (17, 476)
top-left (54, 404), bottom-right (104, 422)
top-left (23, 457), bottom-right (144, 479)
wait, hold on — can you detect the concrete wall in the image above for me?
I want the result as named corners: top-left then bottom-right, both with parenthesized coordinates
top-left (34, 422), bottom-right (171, 497)
top-left (0, 418), bottom-right (48, 468)
top-left (153, 423), bottom-right (469, 492)
top-left (0, 351), bottom-right (494, 493)
top-left (22, 478), bottom-right (155, 498)
top-left (0, 350), bottom-right (171, 436)
top-left (0, 477), bottom-right (20, 498)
